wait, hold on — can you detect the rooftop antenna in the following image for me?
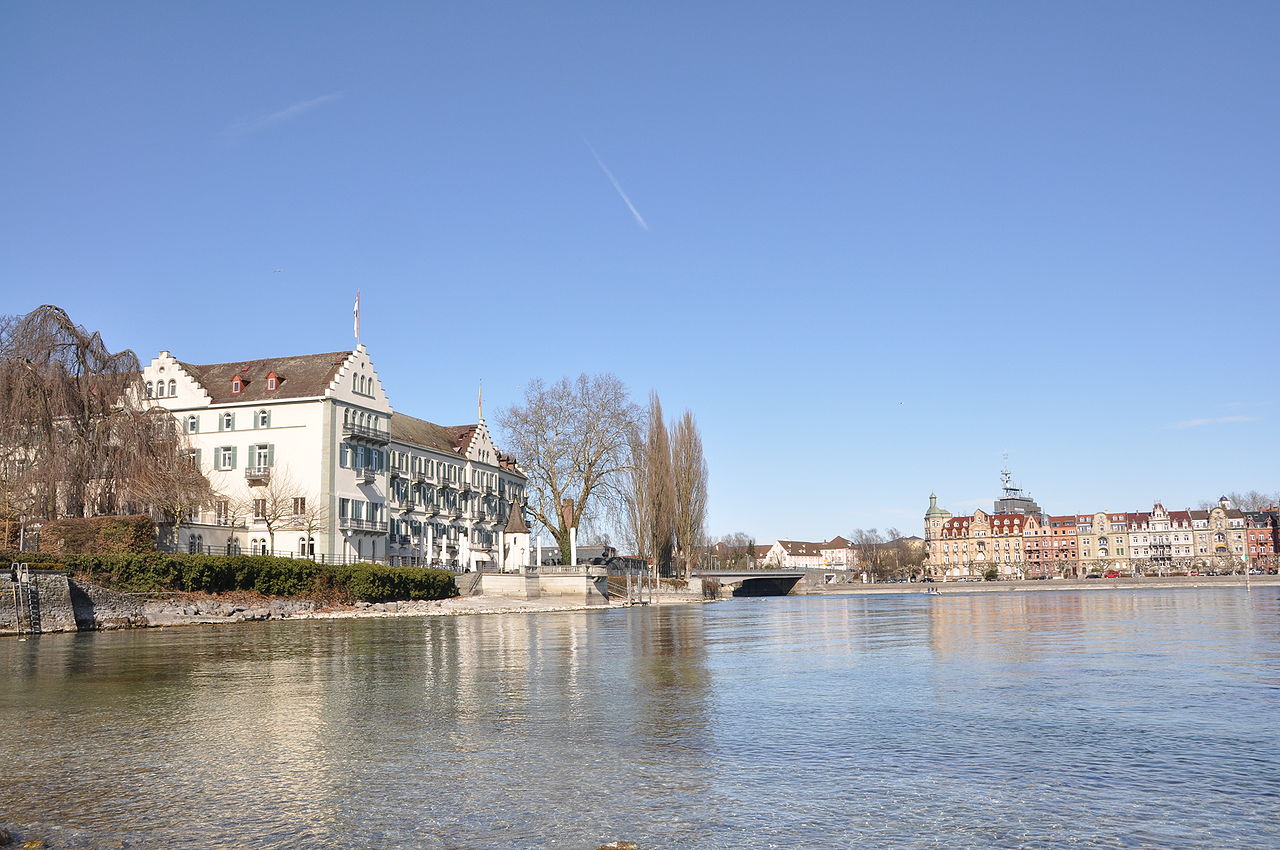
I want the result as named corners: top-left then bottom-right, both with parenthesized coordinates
top-left (1001, 452), bottom-right (1012, 490)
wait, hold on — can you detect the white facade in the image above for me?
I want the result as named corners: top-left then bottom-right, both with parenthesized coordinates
top-left (139, 345), bottom-right (526, 568)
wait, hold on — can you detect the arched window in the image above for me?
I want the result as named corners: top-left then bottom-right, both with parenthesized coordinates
top-left (155, 382), bottom-right (165, 398)
top-left (168, 379), bottom-right (176, 395)
top-left (186, 415), bottom-right (199, 434)
top-left (256, 409), bottom-right (270, 428)
top-left (222, 412), bottom-right (234, 431)
top-left (352, 373), bottom-right (358, 392)
top-left (344, 408), bottom-right (350, 425)
top-left (146, 381), bottom-right (154, 398)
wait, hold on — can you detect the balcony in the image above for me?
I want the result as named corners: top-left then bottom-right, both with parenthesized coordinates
top-left (245, 466), bottom-right (271, 484)
top-left (342, 421), bottom-right (390, 443)
top-left (355, 467), bottom-right (377, 484)
top-left (339, 516), bottom-right (389, 533)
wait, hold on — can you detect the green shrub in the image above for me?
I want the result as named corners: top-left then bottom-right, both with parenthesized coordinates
top-left (983, 568), bottom-right (999, 582)
top-left (6, 551), bottom-right (457, 602)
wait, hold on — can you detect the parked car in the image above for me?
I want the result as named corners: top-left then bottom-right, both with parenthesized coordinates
top-left (1085, 574), bottom-right (1102, 579)
top-left (1104, 572), bottom-right (1119, 578)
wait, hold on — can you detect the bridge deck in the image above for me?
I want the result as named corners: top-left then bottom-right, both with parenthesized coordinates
top-left (694, 570), bottom-right (806, 579)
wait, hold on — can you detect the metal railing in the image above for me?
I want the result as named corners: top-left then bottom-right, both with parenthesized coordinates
top-left (343, 422), bottom-right (389, 442)
top-left (244, 466), bottom-right (271, 482)
top-left (339, 517), bottom-right (389, 533)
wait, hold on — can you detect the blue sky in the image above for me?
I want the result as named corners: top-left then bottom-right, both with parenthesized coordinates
top-left (3, 2), bottom-right (1277, 541)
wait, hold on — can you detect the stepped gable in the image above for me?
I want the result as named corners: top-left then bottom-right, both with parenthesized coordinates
top-left (179, 350), bottom-right (351, 403)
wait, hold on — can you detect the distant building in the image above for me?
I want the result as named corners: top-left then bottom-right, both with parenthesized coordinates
top-left (925, 488), bottom-right (1277, 579)
top-left (758, 538), bottom-right (856, 570)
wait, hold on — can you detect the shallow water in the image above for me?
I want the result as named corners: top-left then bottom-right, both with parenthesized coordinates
top-left (3, 588), bottom-right (1279, 848)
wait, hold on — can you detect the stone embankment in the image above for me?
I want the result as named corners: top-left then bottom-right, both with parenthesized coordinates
top-left (2, 571), bottom-right (711, 637)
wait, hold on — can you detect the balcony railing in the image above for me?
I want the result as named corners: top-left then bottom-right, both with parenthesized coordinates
top-left (342, 422), bottom-right (390, 443)
top-left (355, 467), bottom-right (377, 483)
top-left (339, 517), bottom-right (389, 533)
top-left (245, 466), bottom-right (271, 483)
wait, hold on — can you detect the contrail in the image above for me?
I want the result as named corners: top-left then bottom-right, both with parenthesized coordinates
top-left (585, 140), bottom-right (649, 230)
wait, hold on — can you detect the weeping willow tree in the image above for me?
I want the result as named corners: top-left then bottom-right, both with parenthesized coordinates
top-left (0, 305), bottom-right (210, 528)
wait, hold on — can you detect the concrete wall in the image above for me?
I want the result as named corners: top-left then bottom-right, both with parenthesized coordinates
top-left (482, 573), bottom-right (541, 600)
top-left (0, 572), bottom-right (78, 634)
top-left (537, 574), bottom-right (609, 604)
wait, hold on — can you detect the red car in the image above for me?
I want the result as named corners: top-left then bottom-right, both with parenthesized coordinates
top-left (1104, 572), bottom-right (1119, 578)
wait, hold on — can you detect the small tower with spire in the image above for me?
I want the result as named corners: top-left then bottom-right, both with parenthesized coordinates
top-left (924, 492), bottom-right (951, 541)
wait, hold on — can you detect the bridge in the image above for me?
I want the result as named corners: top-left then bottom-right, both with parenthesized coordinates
top-left (692, 569), bottom-right (807, 597)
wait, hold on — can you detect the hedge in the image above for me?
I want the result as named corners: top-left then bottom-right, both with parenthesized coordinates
top-left (39, 515), bottom-right (156, 555)
top-left (0, 551), bottom-right (457, 603)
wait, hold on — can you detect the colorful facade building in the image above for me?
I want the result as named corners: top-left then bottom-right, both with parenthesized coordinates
top-left (925, 484), bottom-right (1276, 579)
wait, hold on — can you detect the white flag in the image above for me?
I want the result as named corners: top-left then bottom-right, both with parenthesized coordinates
top-left (353, 290), bottom-right (361, 339)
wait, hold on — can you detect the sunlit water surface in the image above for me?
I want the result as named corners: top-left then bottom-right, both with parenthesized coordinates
top-left (3, 588), bottom-right (1279, 849)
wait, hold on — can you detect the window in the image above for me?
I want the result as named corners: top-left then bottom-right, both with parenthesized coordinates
top-left (253, 499), bottom-right (267, 521)
top-left (252, 444), bottom-right (271, 469)
top-left (256, 409), bottom-right (270, 428)
top-left (232, 377), bottom-right (243, 394)
top-left (221, 412), bottom-right (234, 431)
top-left (155, 382), bottom-right (166, 398)
top-left (186, 415), bottom-right (199, 434)
top-left (266, 373), bottom-right (278, 391)
top-left (215, 447), bottom-right (236, 470)
top-left (168, 379), bottom-right (176, 396)
top-left (214, 500), bottom-right (230, 525)
top-left (293, 497), bottom-right (306, 516)
top-left (339, 498), bottom-right (350, 519)
top-left (146, 381), bottom-right (154, 398)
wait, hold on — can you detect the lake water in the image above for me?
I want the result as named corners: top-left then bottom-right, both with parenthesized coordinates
top-left (3, 588), bottom-right (1279, 849)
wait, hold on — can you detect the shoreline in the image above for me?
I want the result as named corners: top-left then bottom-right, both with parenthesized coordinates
top-left (2, 588), bottom-right (715, 637)
top-left (806, 574), bottom-right (1280, 596)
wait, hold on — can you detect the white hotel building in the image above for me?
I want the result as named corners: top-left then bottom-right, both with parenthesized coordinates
top-left (138, 345), bottom-right (528, 569)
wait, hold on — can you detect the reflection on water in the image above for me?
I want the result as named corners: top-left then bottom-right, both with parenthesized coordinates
top-left (2, 589), bottom-right (1279, 849)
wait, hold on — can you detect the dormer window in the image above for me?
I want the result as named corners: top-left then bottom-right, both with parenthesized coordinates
top-left (231, 377), bottom-right (243, 394)
top-left (266, 372), bottom-right (279, 392)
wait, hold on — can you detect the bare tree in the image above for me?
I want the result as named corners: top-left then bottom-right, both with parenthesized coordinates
top-left (0, 305), bottom-right (193, 522)
top-left (238, 467), bottom-right (313, 554)
top-left (851, 528), bottom-right (888, 579)
top-left (497, 374), bottom-right (640, 567)
top-left (618, 422), bottom-right (650, 559)
top-left (714, 532), bottom-right (756, 569)
top-left (126, 438), bottom-right (216, 546)
top-left (672, 409), bottom-right (708, 578)
top-left (642, 393), bottom-right (676, 576)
